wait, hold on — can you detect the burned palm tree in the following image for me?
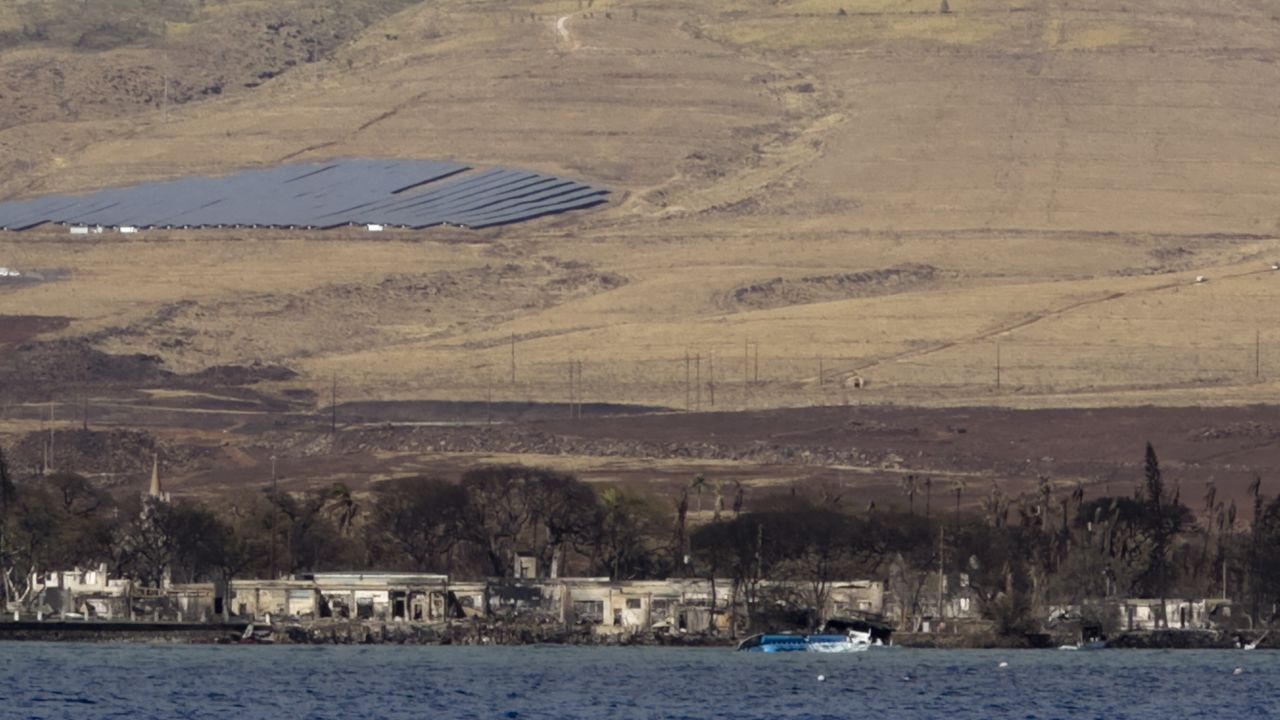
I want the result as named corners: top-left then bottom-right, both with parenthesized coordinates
top-left (982, 481), bottom-right (1008, 528)
top-left (900, 474), bottom-right (919, 515)
top-left (690, 474), bottom-right (708, 515)
top-left (324, 482), bottom-right (360, 537)
top-left (952, 478), bottom-right (967, 520)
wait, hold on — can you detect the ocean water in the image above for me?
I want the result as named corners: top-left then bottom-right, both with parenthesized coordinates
top-left (0, 643), bottom-right (1276, 719)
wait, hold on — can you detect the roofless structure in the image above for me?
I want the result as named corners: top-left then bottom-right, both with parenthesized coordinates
top-left (0, 159), bottom-right (608, 232)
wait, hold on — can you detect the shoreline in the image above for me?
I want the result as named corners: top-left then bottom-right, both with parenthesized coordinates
top-left (0, 621), bottom-right (1254, 650)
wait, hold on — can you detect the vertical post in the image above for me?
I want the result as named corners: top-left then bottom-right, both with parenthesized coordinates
top-left (695, 354), bottom-right (701, 411)
top-left (269, 454), bottom-right (278, 581)
top-left (569, 357), bottom-right (575, 418)
top-left (48, 401), bottom-right (54, 472)
top-left (1223, 557), bottom-right (1228, 600)
top-left (486, 371), bottom-right (493, 426)
top-left (330, 374), bottom-right (337, 434)
top-left (937, 525), bottom-right (945, 624)
top-left (995, 343), bottom-right (1002, 389)
top-left (753, 341), bottom-right (759, 384)
top-left (708, 353), bottom-right (716, 407)
top-left (577, 360), bottom-right (583, 418)
top-left (1255, 329), bottom-right (1261, 380)
top-left (684, 351), bottom-right (691, 412)
top-left (818, 356), bottom-right (823, 387)
top-left (743, 338), bottom-right (750, 410)
top-left (510, 333), bottom-right (517, 385)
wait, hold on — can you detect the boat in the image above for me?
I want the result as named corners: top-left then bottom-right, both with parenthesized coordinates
top-left (236, 622), bottom-right (276, 644)
top-left (737, 616), bottom-right (894, 652)
top-left (1058, 631), bottom-right (1108, 650)
top-left (1058, 640), bottom-right (1107, 651)
top-left (737, 628), bottom-right (875, 653)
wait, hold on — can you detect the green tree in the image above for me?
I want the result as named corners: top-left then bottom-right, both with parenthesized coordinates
top-left (370, 476), bottom-right (469, 572)
top-left (1141, 443), bottom-right (1184, 626)
top-left (13, 473), bottom-right (117, 588)
top-left (595, 487), bottom-right (666, 580)
top-left (0, 448), bottom-right (15, 606)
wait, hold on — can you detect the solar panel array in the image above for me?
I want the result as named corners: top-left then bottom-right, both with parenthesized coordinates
top-left (0, 159), bottom-right (609, 232)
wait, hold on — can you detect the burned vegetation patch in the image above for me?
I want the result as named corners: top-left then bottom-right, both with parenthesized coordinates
top-left (1188, 422), bottom-right (1280, 442)
top-left (731, 263), bottom-right (949, 311)
top-left (0, 335), bottom-right (296, 402)
top-left (0, 314), bottom-right (70, 347)
top-left (93, 262), bottom-right (627, 371)
top-left (6, 428), bottom-right (214, 484)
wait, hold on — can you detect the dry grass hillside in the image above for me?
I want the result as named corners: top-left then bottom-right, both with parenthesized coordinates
top-left (2, 0), bottom-right (1280, 414)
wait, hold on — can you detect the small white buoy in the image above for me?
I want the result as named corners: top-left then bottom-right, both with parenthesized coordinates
top-left (998, 661), bottom-right (1009, 668)
top-left (1233, 667), bottom-right (1244, 676)
top-left (817, 674), bottom-right (826, 682)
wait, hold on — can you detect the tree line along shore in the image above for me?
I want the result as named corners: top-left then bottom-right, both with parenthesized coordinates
top-left (0, 442), bottom-right (1275, 646)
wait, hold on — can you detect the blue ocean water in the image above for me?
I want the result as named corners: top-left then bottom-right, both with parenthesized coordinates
top-left (0, 643), bottom-right (1276, 719)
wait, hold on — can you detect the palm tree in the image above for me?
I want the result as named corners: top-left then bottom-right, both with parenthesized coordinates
top-left (900, 474), bottom-right (918, 515)
top-left (323, 482), bottom-right (360, 536)
top-left (690, 474), bottom-right (708, 515)
top-left (982, 481), bottom-right (1006, 528)
top-left (674, 489), bottom-right (690, 569)
top-left (923, 477), bottom-right (933, 518)
top-left (953, 479), bottom-right (967, 520)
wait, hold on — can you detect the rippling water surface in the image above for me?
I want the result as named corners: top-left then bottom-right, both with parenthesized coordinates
top-left (1, 643), bottom-right (1277, 719)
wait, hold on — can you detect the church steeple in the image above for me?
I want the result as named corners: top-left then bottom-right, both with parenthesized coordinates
top-left (148, 453), bottom-right (169, 503)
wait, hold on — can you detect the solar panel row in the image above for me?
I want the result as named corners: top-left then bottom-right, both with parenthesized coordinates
top-left (0, 160), bottom-right (608, 232)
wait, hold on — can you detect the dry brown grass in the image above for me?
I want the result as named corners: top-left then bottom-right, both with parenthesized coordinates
top-left (1, 0), bottom-right (1279, 413)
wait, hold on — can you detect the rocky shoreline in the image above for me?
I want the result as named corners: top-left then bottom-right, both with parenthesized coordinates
top-left (0, 620), bottom-right (1258, 650)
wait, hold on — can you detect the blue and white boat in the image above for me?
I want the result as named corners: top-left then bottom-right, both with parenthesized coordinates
top-left (737, 628), bottom-right (874, 653)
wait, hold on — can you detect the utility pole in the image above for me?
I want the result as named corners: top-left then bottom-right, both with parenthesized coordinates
top-left (684, 351), bottom-right (691, 412)
top-left (82, 393), bottom-right (88, 432)
top-left (708, 353), bottom-right (716, 407)
top-left (330, 374), bottom-right (337, 434)
top-left (576, 359), bottom-right (583, 418)
top-left (1255, 329), bottom-right (1261, 380)
top-left (753, 341), bottom-right (759, 384)
top-left (818, 356), bottom-right (823, 387)
top-left (568, 357), bottom-right (576, 418)
top-left (995, 342), bottom-right (1002, 389)
top-left (695, 354), bottom-right (701, 411)
top-left (269, 454), bottom-right (278, 580)
top-left (743, 338), bottom-right (750, 410)
top-left (48, 401), bottom-right (54, 474)
top-left (486, 371), bottom-right (493, 426)
top-left (510, 333), bottom-right (517, 385)
top-left (937, 525), bottom-right (946, 624)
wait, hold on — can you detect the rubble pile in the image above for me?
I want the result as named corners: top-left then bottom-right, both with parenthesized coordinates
top-left (312, 425), bottom-right (889, 469)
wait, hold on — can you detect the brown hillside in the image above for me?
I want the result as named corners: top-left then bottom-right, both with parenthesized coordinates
top-left (0, 0), bottom-right (1278, 414)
